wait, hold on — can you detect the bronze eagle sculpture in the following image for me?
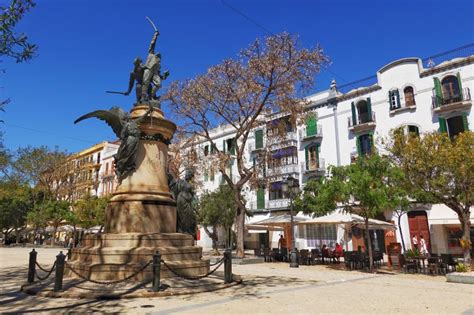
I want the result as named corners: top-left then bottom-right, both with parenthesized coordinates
top-left (74, 105), bottom-right (153, 182)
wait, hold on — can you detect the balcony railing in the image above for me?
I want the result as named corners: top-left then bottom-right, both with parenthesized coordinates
top-left (299, 125), bottom-right (323, 141)
top-left (267, 132), bottom-right (298, 148)
top-left (300, 159), bottom-right (326, 174)
top-left (348, 112), bottom-right (376, 128)
top-left (432, 87), bottom-right (471, 109)
top-left (268, 198), bottom-right (290, 209)
top-left (267, 163), bottom-right (299, 176)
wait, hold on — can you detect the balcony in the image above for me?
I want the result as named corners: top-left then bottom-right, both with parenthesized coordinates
top-left (266, 163), bottom-right (299, 177)
top-left (267, 132), bottom-right (298, 150)
top-left (300, 159), bottom-right (326, 176)
top-left (348, 112), bottom-right (376, 134)
top-left (432, 88), bottom-right (471, 115)
top-left (268, 198), bottom-right (290, 210)
top-left (299, 125), bottom-right (323, 141)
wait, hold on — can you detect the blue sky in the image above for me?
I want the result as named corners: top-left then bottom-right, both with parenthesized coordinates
top-left (2, 0), bottom-right (473, 153)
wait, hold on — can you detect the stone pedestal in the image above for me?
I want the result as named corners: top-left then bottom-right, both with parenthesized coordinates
top-left (66, 105), bottom-right (210, 281)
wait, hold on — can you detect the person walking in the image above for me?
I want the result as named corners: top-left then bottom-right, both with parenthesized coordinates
top-left (419, 235), bottom-right (428, 256)
top-left (412, 235), bottom-right (419, 251)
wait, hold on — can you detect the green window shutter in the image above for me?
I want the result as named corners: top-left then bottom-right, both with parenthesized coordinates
top-left (366, 98), bottom-right (372, 120)
top-left (462, 115), bottom-right (469, 131)
top-left (304, 146), bottom-right (309, 170)
top-left (210, 170), bottom-right (214, 181)
top-left (306, 116), bottom-right (317, 137)
top-left (433, 78), bottom-right (442, 106)
top-left (204, 172), bottom-right (208, 182)
top-left (457, 72), bottom-right (463, 97)
top-left (257, 188), bottom-right (265, 209)
top-left (368, 132), bottom-right (374, 154)
top-left (395, 90), bottom-right (401, 108)
top-left (351, 102), bottom-right (357, 126)
top-left (356, 136), bottom-right (361, 156)
top-left (255, 130), bottom-right (263, 149)
top-left (439, 117), bottom-right (447, 133)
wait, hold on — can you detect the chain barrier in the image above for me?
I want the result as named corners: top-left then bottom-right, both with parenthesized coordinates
top-left (35, 261), bottom-right (54, 273)
top-left (209, 257), bottom-right (225, 267)
top-left (66, 260), bottom-right (153, 286)
top-left (34, 262), bottom-right (56, 281)
top-left (160, 258), bottom-right (225, 281)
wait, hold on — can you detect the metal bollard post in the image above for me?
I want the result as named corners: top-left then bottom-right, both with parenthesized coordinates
top-left (152, 250), bottom-right (161, 292)
top-left (27, 249), bottom-right (37, 283)
top-left (54, 251), bottom-right (66, 292)
top-left (224, 248), bottom-right (232, 284)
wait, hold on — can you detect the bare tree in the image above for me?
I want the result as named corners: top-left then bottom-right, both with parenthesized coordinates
top-left (166, 33), bottom-right (328, 257)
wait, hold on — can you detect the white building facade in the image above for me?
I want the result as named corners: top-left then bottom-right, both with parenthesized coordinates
top-left (193, 50), bottom-right (474, 255)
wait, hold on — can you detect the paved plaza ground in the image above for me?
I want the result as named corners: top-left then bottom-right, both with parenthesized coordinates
top-left (0, 247), bottom-right (473, 314)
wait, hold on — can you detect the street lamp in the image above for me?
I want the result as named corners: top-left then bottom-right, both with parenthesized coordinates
top-left (281, 175), bottom-right (300, 268)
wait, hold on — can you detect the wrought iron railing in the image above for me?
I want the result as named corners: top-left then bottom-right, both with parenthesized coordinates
top-left (299, 125), bottom-right (323, 140)
top-left (432, 87), bottom-right (471, 109)
top-left (348, 112), bottom-right (376, 127)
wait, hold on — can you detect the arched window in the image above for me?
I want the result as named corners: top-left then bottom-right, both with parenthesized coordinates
top-left (357, 100), bottom-right (369, 123)
top-left (407, 125), bottom-right (419, 136)
top-left (404, 86), bottom-right (415, 106)
top-left (441, 75), bottom-right (460, 101)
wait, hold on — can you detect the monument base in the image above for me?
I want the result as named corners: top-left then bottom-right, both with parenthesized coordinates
top-left (65, 233), bottom-right (210, 281)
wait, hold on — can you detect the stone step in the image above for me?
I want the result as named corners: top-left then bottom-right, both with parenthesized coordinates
top-left (70, 246), bottom-right (203, 264)
top-left (81, 233), bottom-right (195, 248)
top-left (65, 259), bottom-right (210, 280)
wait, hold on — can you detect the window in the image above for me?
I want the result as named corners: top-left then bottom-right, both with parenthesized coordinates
top-left (357, 134), bottom-right (373, 156)
top-left (203, 172), bottom-right (208, 182)
top-left (404, 86), bottom-right (415, 106)
top-left (210, 169), bottom-right (215, 181)
top-left (446, 227), bottom-right (462, 248)
top-left (305, 145), bottom-right (319, 170)
top-left (446, 115), bottom-right (469, 139)
top-left (441, 75), bottom-right (461, 101)
top-left (269, 182), bottom-right (284, 200)
top-left (353, 98), bottom-right (373, 124)
top-left (105, 163), bottom-right (109, 175)
top-left (407, 125), bottom-right (419, 137)
top-left (389, 89), bottom-right (400, 110)
top-left (305, 116), bottom-right (317, 137)
top-left (255, 130), bottom-right (263, 149)
top-left (97, 153), bottom-right (101, 164)
top-left (204, 145), bottom-right (209, 156)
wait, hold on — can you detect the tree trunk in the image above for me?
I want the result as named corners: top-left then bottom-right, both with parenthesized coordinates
top-left (365, 218), bottom-right (374, 273)
top-left (235, 208), bottom-right (246, 258)
top-left (397, 213), bottom-right (406, 252)
top-left (460, 210), bottom-right (472, 270)
top-left (52, 225), bottom-right (58, 246)
top-left (203, 225), bottom-right (219, 255)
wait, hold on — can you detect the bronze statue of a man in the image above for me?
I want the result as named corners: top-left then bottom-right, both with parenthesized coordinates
top-left (123, 31), bottom-right (169, 106)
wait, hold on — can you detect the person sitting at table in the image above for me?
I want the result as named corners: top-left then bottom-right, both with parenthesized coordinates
top-left (334, 242), bottom-right (344, 263)
top-left (321, 244), bottom-right (329, 263)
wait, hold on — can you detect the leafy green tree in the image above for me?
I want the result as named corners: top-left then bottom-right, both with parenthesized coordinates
top-left (43, 200), bottom-right (70, 246)
top-left (296, 154), bottom-right (409, 272)
top-left (1, 0), bottom-right (37, 116)
top-left (74, 195), bottom-right (107, 230)
top-left (389, 130), bottom-right (474, 268)
top-left (0, 180), bottom-right (33, 243)
top-left (1, 0), bottom-right (37, 63)
top-left (198, 185), bottom-right (236, 255)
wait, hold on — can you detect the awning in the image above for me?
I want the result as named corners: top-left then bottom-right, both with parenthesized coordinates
top-left (246, 224), bottom-right (284, 232)
top-left (300, 210), bottom-right (395, 231)
top-left (251, 214), bottom-right (309, 226)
